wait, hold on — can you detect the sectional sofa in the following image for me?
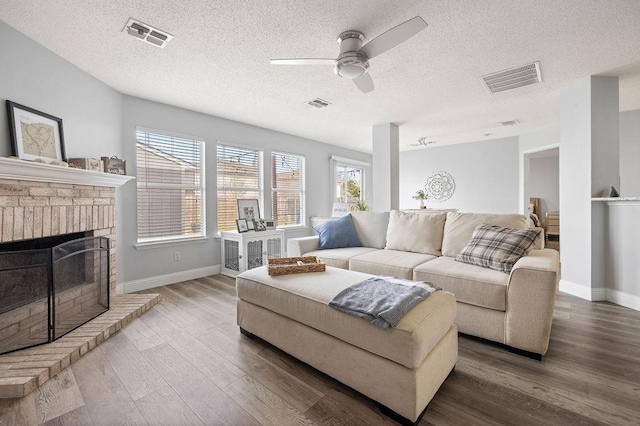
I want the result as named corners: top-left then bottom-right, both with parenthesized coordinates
top-left (287, 210), bottom-right (560, 357)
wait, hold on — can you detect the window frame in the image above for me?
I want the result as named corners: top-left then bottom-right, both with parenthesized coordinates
top-left (271, 150), bottom-right (306, 228)
top-left (216, 142), bottom-right (264, 233)
top-left (331, 155), bottom-right (368, 206)
top-left (135, 126), bottom-right (206, 246)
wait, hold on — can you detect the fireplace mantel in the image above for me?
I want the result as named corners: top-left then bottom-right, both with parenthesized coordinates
top-left (0, 157), bottom-right (134, 188)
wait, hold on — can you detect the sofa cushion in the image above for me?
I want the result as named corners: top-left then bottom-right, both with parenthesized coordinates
top-left (351, 211), bottom-right (390, 249)
top-left (313, 214), bottom-right (361, 249)
top-left (413, 256), bottom-right (509, 311)
top-left (385, 210), bottom-right (446, 255)
top-left (305, 247), bottom-right (378, 269)
top-left (456, 224), bottom-right (540, 273)
top-left (441, 212), bottom-right (528, 258)
top-left (350, 249), bottom-right (437, 280)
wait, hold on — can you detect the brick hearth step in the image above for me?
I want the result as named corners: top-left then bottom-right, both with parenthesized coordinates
top-left (0, 294), bottom-right (160, 399)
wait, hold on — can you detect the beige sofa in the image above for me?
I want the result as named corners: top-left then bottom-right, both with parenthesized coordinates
top-left (288, 210), bottom-right (560, 357)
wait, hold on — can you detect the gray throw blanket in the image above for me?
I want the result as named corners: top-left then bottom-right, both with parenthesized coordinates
top-left (328, 277), bottom-right (441, 329)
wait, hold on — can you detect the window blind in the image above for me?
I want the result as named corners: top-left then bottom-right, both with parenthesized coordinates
top-left (136, 129), bottom-right (204, 242)
top-left (217, 144), bottom-right (262, 231)
top-left (271, 151), bottom-right (304, 226)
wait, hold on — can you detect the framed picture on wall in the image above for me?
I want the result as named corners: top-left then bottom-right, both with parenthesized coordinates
top-left (237, 199), bottom-right (260, 231)
top-left (6, 100), bottom-right (66, 162)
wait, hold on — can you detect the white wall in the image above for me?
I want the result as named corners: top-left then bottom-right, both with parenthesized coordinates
top-left (120, 96), bottom-right (372, 282)
top-left (0, 22), bottom-right (123, 159)
top-left (620, 110), bottom-right (640, 196)
top-left (399, 137), bottom-right (520, 213)
top-left (528, 153), bottom-right (559, 227)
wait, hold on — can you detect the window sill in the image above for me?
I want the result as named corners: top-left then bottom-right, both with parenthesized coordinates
top-left (135, 236), bottom-right (211, 250)
top-left (279, 225), bottom-right (309, 232)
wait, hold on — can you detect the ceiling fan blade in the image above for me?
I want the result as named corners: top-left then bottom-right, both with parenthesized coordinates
top-left (358, 16), bottom-right (427, 60)
top-left (353, 73), bottom-right (374, 93)
top-left (270, 58), bottom-right (336, 66)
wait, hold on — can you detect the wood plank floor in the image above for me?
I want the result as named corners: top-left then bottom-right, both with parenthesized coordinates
top-left (2, 274), bottom-right (639, 425)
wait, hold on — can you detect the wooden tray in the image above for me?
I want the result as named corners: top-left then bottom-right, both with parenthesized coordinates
top-left (267, 256), bottom-right (326, 276)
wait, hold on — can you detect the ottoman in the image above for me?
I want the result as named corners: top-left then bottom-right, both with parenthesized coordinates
top-left (236, 266), bottom-right (458, 424)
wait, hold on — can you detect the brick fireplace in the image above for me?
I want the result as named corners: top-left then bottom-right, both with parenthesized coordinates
top-left (0, 158), bottom-right (159, 398)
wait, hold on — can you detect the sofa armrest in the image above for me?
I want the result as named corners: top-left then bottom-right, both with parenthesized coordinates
top-left (505, 249), bottom-right (559, 355)
top-left (287, 236), bottom-right (320, 256)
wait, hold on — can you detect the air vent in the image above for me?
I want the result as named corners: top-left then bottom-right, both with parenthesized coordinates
top-left (500, 119), bottom-right (520, 126)
top-left (123, 18), bottom-right (173, 48)
top-left (481, 62), bottom-right (541, 94)
top-left (307, 98), bottom-right (331, 108)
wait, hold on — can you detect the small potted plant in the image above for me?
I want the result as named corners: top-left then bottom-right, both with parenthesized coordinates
top-left (413, 190), bottom-right (428, 209)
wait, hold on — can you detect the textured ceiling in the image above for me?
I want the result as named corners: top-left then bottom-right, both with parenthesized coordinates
top-left (1, 0), bottom-right (640, 153)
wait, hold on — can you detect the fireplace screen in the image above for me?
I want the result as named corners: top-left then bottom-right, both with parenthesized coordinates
top-left (0, 235), bottom-right (109, 355)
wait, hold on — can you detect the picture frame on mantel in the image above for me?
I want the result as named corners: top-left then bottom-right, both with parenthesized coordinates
top-left (6, 100), bottom-right (67, 162)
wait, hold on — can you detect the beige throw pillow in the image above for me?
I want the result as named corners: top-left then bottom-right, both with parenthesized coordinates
top-left (385, 210), bottom-right (446, 255)
top-left (351, 211), bottom-right (390, 249)
top-left (441, 212), bottom-right (528, 258)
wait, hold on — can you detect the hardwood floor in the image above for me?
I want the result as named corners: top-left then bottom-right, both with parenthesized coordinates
top-left (1, 274), bottom-right (639, 425)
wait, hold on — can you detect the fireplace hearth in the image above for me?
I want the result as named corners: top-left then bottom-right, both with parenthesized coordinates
top-left (0, 234), bottom-right (109, 355)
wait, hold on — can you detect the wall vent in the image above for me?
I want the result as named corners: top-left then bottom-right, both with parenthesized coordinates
top-left (123, 18), bottom-right (173, 48)
top-left (481, 62), bottom-right (541, 94)
top-left (500, 119), bottom-right (520, 126)
top-left (307, 98), bottom-right (331, 108)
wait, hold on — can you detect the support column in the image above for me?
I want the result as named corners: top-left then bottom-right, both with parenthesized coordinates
top-left (559, 76), bottom-right (619, 300)
top-left (372, 123), bottom-right (399, 211)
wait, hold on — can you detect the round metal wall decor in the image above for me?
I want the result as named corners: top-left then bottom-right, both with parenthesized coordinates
top-left (424, 171), bottom-right (455, 202)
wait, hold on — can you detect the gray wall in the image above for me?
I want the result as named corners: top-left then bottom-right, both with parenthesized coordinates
top-left (0, 20), bottom-right (372, 284)
top-left (0, 21), bottom-right (123, 159)
top-left (399, 137), bottom-right (520, 213)
top-left (620, 110), bottom-right (640, 196)
top-left (528, 153), bottom-right (559, 227)
top-left (120, 95), bottom-right (372, 282)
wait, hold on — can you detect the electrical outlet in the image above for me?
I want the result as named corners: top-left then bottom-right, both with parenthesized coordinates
top-left (174, 251), bottom-right (181, 261)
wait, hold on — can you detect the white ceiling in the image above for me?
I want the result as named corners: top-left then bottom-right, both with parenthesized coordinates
top-left (2, 0), bottom-right (640, 153)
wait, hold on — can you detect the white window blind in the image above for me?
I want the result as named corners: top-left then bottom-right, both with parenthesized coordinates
top-left (217, 144), bottom-right (262, 231)
top-left (136, 128), bottom-right (204, 242)
top-left (271, 151), bottom-right (304, 227)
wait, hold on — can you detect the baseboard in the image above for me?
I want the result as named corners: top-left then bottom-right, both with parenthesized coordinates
top-left (120, 265), bottom-right (222, 293)
top-left (559, 279), bottom-right (594, 300)
top-left (606, 289), bottom-right (640, 312)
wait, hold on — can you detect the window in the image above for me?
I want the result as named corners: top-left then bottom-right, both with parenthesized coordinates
top-left (217, 144), bottom-right (262, 231)
top-left (271, 151), bottom-right (304, 227)
top-left (136, 128), bottom-right (204, 242)
top-left (335, 163), bottom-right (364, 203)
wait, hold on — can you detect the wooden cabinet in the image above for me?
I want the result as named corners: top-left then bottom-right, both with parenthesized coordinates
top-left (546, 211), bottom-right (559, 237)
top-left (221, 229), bottom-right (285, 277)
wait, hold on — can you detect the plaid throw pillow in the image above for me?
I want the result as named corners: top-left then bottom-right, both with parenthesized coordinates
top-left (455, 224), bottom-right (540, 273)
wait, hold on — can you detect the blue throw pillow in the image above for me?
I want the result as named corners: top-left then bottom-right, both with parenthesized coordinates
top-left (313, 215), bottom-right (362, 249)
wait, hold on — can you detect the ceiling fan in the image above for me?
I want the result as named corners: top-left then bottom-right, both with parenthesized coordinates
top-left (270, 16), bottom-right (428, 94)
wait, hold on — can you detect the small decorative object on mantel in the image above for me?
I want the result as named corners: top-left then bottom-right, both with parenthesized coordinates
top-left (68, 157), bottom-right (103, 171)
top-left (610, 186), bottom-right (620, 197)
top-left (6, 100), bottom-right (66, 162)
top-left (237, 199), bottom-right (260, 231)
top-left (101, 156), bottom-right (126, 175)
top-left (413, 189), bottom-right (428, 209)
top-left (425, 171), bottom-right (456, 202)
top-left (236, 218), bottom-right (249, 233)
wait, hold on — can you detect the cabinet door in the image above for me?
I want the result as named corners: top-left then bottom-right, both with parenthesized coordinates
top-left (223, 238), bottom-right (241, 273)
top-left (246, 239), bottom-right (264, 270)
top-left (265, 236), bottom-right (283, 259)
